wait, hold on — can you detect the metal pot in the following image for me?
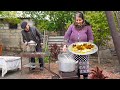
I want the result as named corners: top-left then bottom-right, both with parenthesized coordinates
top-left (26, 40), bottom-right (37, 52)
top-left (58, 53), bottom-right (77, 72)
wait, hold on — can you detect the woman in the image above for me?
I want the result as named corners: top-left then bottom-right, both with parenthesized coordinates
top-left (63, 12), bottom-right (94, 79)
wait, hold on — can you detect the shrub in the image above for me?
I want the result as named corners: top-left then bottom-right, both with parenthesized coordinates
top-left (49, 43), bottom-right (61, 61)
top-left (90, 66), bottom-right (108, 79)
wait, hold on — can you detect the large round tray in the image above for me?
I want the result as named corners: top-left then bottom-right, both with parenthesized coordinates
top-left (68, 42), bottom-right (98, 55)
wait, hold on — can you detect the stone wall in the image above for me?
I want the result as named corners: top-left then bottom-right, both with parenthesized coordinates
top-left (0, 19), bottom-right (34, 52)
top-left (0, 29), bottom-right (23, 52)
top-left (0, 29), bottom-right (48, 52)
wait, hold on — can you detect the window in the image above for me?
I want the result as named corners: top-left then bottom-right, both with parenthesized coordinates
top-left (9, 23), bottom-right (18, 29)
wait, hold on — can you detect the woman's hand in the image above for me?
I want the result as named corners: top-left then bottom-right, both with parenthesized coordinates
top-left (62, 45), bottom-right (67, 53)
top-left (89, 40), bottom-right (93, 43)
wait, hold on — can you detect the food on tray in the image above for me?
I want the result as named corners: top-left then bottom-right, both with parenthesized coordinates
top-left (69, 42), bottom-right (97, 54)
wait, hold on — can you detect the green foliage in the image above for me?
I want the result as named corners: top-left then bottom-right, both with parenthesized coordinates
top-left (23, 11), bottom-right (111, 48)
top-left (23, 11), bottom-right (74, 33)
top-left (35, 57), bottom-right (49, 63)
top-left (85, 11), bottom-right (110, 47)
top-left (3, 18), bottom-right (21, 25)
top-left (0, 11), bottom-right (21, 25)
top-left (44, 56), bottom-right (49, 63)
top-left (113, 11), bottom-right (120, 32)
top-left (46, 11), bottom-right (74, 32)
top-left (36, 20), bottom-right (49, 32)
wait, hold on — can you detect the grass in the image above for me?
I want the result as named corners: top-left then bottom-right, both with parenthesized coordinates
top-left (35, 56), bottom-right (50, 63)
top-left (44, 56), bottom-right (50, 63)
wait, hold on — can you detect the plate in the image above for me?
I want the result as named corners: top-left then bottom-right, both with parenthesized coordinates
top-left (68, 42), bottom-right (98, 55)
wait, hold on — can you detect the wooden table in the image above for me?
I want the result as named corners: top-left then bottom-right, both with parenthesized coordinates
top-left (19, 52), bottom-right (50, 73)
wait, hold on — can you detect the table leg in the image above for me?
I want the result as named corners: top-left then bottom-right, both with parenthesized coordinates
top-left (29, 58), bottom-right (31, 71)
top-left (21, 57), bottom-right (22, 75)
top-left (48, 56), bottom-right (51, 70)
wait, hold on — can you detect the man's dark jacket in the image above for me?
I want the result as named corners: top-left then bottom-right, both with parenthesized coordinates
top-left (21, 27), bottom-right (43, 48)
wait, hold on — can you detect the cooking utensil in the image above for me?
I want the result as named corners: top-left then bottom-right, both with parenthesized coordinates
top-left (58, 53), bottom-right (77, 72)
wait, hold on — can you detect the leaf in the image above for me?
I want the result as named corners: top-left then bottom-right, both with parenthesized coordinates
top-left (49, 43), bottom-right (61, 60)
top-left (90, 67), bottom-right (108, 79)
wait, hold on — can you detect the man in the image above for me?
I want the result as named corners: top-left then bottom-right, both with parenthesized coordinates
top-left (21, 21), bottom-right (44, 71)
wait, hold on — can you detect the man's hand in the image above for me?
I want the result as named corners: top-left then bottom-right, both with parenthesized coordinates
top-left (24, 42), bottom-right (28, 46)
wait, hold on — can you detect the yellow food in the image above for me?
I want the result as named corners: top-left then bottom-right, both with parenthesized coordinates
top-left (71, 43), bottom-right (94, 53)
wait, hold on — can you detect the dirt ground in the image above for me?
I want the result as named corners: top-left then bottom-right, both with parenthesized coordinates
top-left (0, 51), bottom-right (120, 79)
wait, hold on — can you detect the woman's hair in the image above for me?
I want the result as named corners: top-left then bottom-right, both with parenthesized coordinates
top-left (74, 11), bottom-right (90, 30)
top-left (75, 11), bottom-right (85, 22)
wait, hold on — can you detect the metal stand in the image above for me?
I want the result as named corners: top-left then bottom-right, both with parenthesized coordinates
top-left (59, 71), bottom-right (78, 79)
top-left (20, 52), bottom-right (47, 73)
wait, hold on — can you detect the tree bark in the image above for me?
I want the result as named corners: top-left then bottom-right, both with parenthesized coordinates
top-left (105, 11), bottom-right (120, 65)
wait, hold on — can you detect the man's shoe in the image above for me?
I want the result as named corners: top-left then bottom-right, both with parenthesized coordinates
top-left (30, 65), bottom-right (36, 70)
top-left (83, 77), bottom-right (88, 79)
top-left (31, 68), bottom-right (35, 70)
top-left (40, 67), bottom-right (44, 71)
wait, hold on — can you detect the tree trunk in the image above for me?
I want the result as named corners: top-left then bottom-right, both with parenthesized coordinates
top-left (59, 29), bottom-right (63, 36)
top-left (105, 11), bottom-right (120, 65)
top-left (97, 50), bottom-right (101, 64)
top-left (59, 28), bottom-right (66, 36)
